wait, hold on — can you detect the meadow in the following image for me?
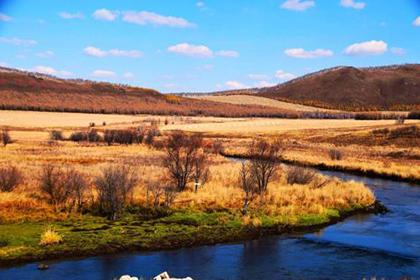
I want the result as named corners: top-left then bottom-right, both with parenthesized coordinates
top-left (0, 110), bottom-right (384, 265)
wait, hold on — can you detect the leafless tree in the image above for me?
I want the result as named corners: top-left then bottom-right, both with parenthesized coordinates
top-left (248, 139), bottom-right (282, 194)
top-left (0, 165), bottom-right (23, 192)
top-left (164, 186), bottom-right (178, 207)
top-left (329, 149), bottom-right (343, 161)
top-left (146, 180), bottom-right (164, 207)
top-left (39, 165), bottom-right (71, 207)
top-left (65, 168), bottom-right (89, 212)
top-left (1, 129), bottom-right (11, 147)
top-left (162, 132), bottom-right (210, 192)
top-left (95, 165), bottom-right (138, 220)
top-left (239, 162), bottom-right (257, 216)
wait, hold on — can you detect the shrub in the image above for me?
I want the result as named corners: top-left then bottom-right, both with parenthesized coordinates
top-left (329, 149), bottom-right (343, 161)
top-left (95, 165), bottom-right (138, 220)
top-left (0, 166), bottom-right (23, 192)
top-left (50, 130), bottom-right (64, 141)
top-left (408, 111), bottom-right (420, 120)
top-left (39, 165), bottom-right (87, 208)
top-left (1, 129), bottom-right (11, 147)
top-left (89, 122), bottom-right (95, 127)
top-left (372, 128), bottom-right (390, 135)
top-left (104, 129), bottom-right (144, 145)
top-left (87, 130), bottom-right (101, 142)
top-left (286, 166), bottom-right (316, 185)
top-left (69, 131), bottom-right (88, 142)
top-left (39, 228), bottom-right (62, 246)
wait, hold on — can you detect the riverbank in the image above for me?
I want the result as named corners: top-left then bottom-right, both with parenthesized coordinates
top-left (0, 201), bottom-right (386, 268)
top-left (221, 152), bottom-right (420, 185)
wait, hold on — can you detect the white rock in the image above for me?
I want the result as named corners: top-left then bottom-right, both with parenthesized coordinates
top-left (119, 276), bottom-right (132, 280)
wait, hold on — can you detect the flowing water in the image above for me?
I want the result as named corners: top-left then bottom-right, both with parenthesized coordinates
top-left (1, 169), bottom-right (420, 280)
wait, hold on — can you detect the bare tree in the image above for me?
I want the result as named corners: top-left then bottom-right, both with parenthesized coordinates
top-left (239, 162), bottom-right (257, 216)
top-left (0, 165), bottom-right (23, 192)
top-left (286, 166), bottom-right (316, 185)
top-left (162, 132), bottom-right (210, 192)
top-left (1, 129), bottom-right (11, 147)
top-left (248, 140), bottom-right (282, 194)
top-left (65, 168), bottom-right (89, 212)
top-left (192, 150), bottom-right (211, 193)
top-left (39, 165), bottom-right (71, 207)
top-left (95, 165), bottom-right (138, 220)
top-left (146, 180), bottom-right (164, 207)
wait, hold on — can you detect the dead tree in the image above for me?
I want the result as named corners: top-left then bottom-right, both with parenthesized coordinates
top-left (162, 132), bottom-right (210, 192)
top-left (239, 162), bottom-right (257, 216)
top-left (248, 139), bottom-right (282, 194)
top-left (95, 165), bottom-right (138, 220)
top-left (0, 165), bottom-right (23, 192)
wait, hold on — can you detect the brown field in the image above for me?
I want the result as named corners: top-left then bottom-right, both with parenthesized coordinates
top-left (193, 95), bottom-right (339, 112)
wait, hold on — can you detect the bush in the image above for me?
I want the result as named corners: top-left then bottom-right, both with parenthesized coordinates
top-left (69, 131), bottom-right (88, 142)
top-left (329, 149), bottom-right (343, 161)
top-left (50, 130), bottom-right (64, 141)
top-left (88, 130), bottom-right (101, 142)
top-left (95, 165), bottom-right (138, 220)
top-left (39, 165), bottom-right (88, 208)
top-left (395, 117), bottom-right (405, 125)
top-left (407, 111), bottom-right (420, 120)
top-left (39, 228), bottom-right (62, 246)
top-left (0, 165), bottom-right (23, 192)
top-left (1, 129), bottom-right (11, 147)
top-left (286, 166), bottom-right (316, 185)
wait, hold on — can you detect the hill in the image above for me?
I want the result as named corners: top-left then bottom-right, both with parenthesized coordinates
top-left (0, 67), bottom-right (299, 118)
top-left (200, 64), bottom-right (420, 111)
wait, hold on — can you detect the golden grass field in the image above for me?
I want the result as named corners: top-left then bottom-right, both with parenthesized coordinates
top-left (0, 110), bottom-right (418, 224)
top-left (193, 94), bottom-right (339, 112)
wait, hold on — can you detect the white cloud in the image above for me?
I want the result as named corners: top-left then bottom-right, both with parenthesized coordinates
top-left (344, 40), bottom-right (387, 56)
top-left (17, 55), bottom-right (25, 59)
top-left (248, 74), bottom-right (270, 80)
top-left (281, 0), bottom-right (315, 11)
top-left (390, 47), bottom-right (406, 55)
top-left (340, 0), bottom-right (365, 9)
top-left (122, 11), bottom-right (196, 28)
top-left (226, 81), bottom-right (249, 90)
top-left (413, 16), bottom-right (420, 26)
top-left (93, 70), bottom-right (116, 78)
top-left (168, 43), bottom-right (213, 58)
top-left (0, 62), bottom-right (8, 67)
top-left (215, 50), bottom-right (239, 58)
top-left (58, 12), bottom-right (84, 19)
top-left (0, 13), bottom-right (12, 22)
top-left (0, 37), bottom-right (37, 47)
top-left (275, 70), bottom-right (296, 80)
top-left (285, 48), bottom-right (333, 58)
top-left (196, 2), bottom-right (205, 7)
top-left (255, 81), bottom-right (276, 88)
top-left (92, 9), bottom-right (118, 21)
top-left (123, 72), bottom-right (134, 78)
top-left (32, 66), bottom-right (73, 76)
top-left (84, 46), bottom-right (142, 58)
top-left (36, 51), bottom-right (54, 58)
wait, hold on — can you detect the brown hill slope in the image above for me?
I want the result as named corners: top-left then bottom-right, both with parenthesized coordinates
top-left (210, 64), bottom-right (420, 111)
top-left (0, 67), bottom-right (299, 118)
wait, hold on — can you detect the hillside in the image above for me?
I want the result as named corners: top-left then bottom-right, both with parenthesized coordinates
top-left (205, 64), bottom-right (420, 111)
top-left (0, 67), bottom-right (298, 118)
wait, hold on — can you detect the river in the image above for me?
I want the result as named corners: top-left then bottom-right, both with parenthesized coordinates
top-left (1, 169), bottom-right (420, 279)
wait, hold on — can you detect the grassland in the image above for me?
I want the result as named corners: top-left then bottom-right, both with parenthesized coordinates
top-left (0, 110), bottom-right (383, 265)
top-left (192, 95), bottom-right (339, 112)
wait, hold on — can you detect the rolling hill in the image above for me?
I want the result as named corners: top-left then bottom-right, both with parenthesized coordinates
top-left (0, 67), bottom-right (299, 118)
top-left (197, 64), bottom-right (420, 111)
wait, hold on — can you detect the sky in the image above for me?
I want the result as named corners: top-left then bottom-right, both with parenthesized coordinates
top-left (0, 0), bottom-right (419, 93)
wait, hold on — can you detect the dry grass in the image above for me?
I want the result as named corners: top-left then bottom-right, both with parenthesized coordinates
top-left (39, 228), bottom-right (62, 246)
top-left (0, 137), bottom-right (375, 223)
top-left (194, 95), bottom-right (338, 112)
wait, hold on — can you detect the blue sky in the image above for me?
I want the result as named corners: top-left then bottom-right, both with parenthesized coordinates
top-left (0, 0), bottom-right (419, 93)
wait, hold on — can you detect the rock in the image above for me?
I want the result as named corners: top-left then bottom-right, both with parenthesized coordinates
top-left (119, 276), bottom-right (138, 280)
top-left (37, 263), bottom-right (49, 270)
top-left (153, 272), bottom-right (193, 280)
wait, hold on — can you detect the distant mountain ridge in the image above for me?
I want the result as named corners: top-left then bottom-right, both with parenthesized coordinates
top-left (179, 64), bottom-right (420, 111)
top-left (0, 67), bottom-right (303, 118)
